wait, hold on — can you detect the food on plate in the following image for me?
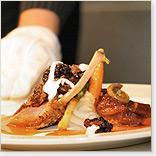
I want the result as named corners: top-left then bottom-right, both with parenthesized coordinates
top-left (1, 48), bottom-right (151, 136)
top-left (96, 87), bottom-right (151, 126)
top-left (6, 49), bottom-right (109, 129)
top-left (58, 98), bottom-right (79, 129)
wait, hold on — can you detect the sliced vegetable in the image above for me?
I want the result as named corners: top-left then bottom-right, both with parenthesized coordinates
top-left (60, 48), bottom-right (110, 105)
top-left (89, 62), bottom-right (104, 98)
top-left (36, 49), bottom-right (109, 129)
top-left (58, 49), bottom-right (109, 129)
top-left (58, 98), bottom-right (79, 129)
top-left (77, 82), bottom-right (89, 99)
top-left (107, 83), bottom-right (129, 104)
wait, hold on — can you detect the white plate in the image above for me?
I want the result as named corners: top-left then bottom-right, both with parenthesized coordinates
top-left (1, 84), bottom-right (151, 151)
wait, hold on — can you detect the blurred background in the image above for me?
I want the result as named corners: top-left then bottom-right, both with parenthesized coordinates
top-left (1, 1), bottom-right (151, 84)
top-left (76, 1), bottom-right (151, 84)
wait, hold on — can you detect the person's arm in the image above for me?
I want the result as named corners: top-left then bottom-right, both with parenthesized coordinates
top-left (18, 8), bottom-right (60, 35)
top-left (19, 1), bottom-right (79, 29)
top-left (1, 1), bottom-right (79, 100)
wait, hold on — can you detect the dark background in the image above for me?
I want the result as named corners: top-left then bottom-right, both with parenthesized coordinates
top-left (76, 1), bottom-right (151, 84)
top-left (1, 1), bottom-right (151, 84)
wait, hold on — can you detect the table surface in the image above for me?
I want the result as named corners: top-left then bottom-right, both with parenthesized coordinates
top-left (108, 141), bottom-right (151, 151)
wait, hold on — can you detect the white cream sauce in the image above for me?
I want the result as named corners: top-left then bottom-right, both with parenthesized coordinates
top-left (79, 63), bottom-right (88, 71)
top-left (85, 125), bottom-right (99, 136)
top-left (43, 61), bottom-right (74, 101)
top-left (43, 62), bottom-right (88, 101)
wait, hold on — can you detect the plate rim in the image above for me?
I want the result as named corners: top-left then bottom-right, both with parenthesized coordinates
top-left (1, 127), bottom-right (151, 145)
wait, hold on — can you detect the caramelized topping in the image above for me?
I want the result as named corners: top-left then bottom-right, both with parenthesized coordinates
top-left (96, 89), bottom-right (151, 127)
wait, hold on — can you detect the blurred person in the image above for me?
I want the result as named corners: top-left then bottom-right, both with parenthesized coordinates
top-left (1, 1), bottom-right (80, 100)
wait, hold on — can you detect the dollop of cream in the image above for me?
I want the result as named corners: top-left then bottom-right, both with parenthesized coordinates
top-left (69, 91), bottom-right (98, 128)
top-left (79, 63), bottom-right (88, 71)
top-left (85, 125), bottom-right (99, 136)
top-left (43, 61), bottom-right (74, 101)
top-left (72, 91), bottom-right (98, 119)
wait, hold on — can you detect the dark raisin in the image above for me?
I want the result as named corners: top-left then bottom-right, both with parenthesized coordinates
top-left (54, 63), bottom-right (73, 79)
top-left (57, 83), bottom-right (71, 95)
top-left (69, 71), bottom-right (84, 84)
top-left (84, 117), bottom-right (113, 133)
top-left (101, 89), bottom-right (107, 95)
top-left (95, 128), bottom-right (106, 133)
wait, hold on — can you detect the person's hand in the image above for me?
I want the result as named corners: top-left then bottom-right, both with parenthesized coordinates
top-left (1, 26), bottom-right (61, 100)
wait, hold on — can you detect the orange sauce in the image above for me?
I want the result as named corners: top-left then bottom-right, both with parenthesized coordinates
top-left (1, 115), bottom-right (86, 136)
top-left (1, 115), bottom-right (38, 135)
top-left (1, 115), bottom-right (150, 136)
top-left (112, 125), bottom-right (148, 132)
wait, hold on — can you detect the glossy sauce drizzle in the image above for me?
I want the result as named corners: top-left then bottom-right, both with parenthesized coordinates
top-left (1, 115), bottom-right (86, 136)
top-left (1, 115), bottom-right (150, 136)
